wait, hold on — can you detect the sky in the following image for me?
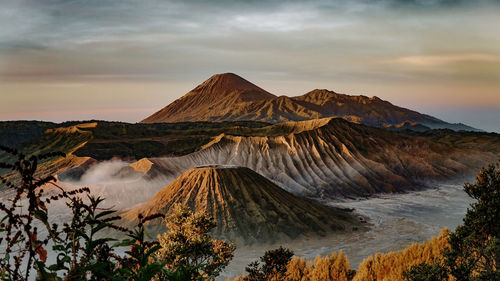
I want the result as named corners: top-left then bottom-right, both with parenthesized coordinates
top-left (0, 0), bottom-right (499, 132)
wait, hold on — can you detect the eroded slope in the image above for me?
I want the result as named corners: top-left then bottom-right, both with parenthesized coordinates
top-left (145, 118), bottom-right (497, 198)
top-left (123, 166), bottom-right (362, 244)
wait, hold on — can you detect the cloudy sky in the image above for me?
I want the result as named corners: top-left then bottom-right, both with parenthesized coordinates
top-left (1, 0), bottom-right (499, 131)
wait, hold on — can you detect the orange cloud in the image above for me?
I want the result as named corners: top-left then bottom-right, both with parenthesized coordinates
top-left (391, 54), bottom-right (500, 66)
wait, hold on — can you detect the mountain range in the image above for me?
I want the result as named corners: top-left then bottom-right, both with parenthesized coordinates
top-left (142, 73), bottom-right (478, 132)
top-left (1, 74), bottom-right (499, 245)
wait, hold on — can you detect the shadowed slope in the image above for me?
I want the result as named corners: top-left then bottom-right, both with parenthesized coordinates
top-left (123, 166), bottom-right (361, 244)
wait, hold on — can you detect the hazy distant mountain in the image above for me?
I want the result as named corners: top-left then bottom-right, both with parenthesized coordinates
top-left (122, 165), bottom-right (362, 243)
top-left (141, 73), bottom-right (479, 131)
top-left (381, 120), bottom-right (431, 132)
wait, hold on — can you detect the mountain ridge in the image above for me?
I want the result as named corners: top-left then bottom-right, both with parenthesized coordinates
top-left (141, 73), bottom-right (479, 132)
top-left (2, 119), bottom-right (498, 198)
top-left (137, 118), bottom-right (498, 198)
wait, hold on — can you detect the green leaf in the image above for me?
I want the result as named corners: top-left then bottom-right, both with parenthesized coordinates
top-left (138, 263), bottom-right (166, 280)
top-left (145, 245), bottom-right (162, 257)
top-left (34, 210), bottom-right (48, 224)
top-left (90, 237), bottom-right (116, 248)
top-left (93, 222), bottom-right (112, 234)
top-left (95, 210), bottom-right (117, 219)
top-left (47, 264), bottom-right (60, 271)
top-left (52, 244), bottom-right (65, 251)
top-left (112, 239), bottom-right (134, 248)
top-left (75, 229), bottom-right (89, 240)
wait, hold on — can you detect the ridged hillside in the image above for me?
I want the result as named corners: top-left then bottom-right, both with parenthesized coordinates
top-left (123, 166), bottom-right (361, 243)
top-left (143, 118), bottom-right (497, 198)
top-left (141, 73), bottom-right (478, 131)
top-left (3, 119), bottom-right (498, 198)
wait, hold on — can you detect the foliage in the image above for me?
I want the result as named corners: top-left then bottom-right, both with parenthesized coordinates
top-left (155, 204), bottom-right (236, 280)
top-left (239, 246), bottom-right (294, 281)
top-left (403, 262), bottom-right (448, 281)
top-left (402, 162), bottom-right (500, 281)
top-left (444, 162), bottom-right (500, 281)
top-left (267, 252), bottom-right (353, 281)
top-left (233, 231), bottom-right (446, 281)
top-left (0, 145), bottom-right (234, 280)
top-left (305, 252), bottom-right (353, 281)
top-left (113, 213), bottom-right (168, 281)
top-left (0, 145), bottom-right (85, 280)
top-left (283, 257), bottom-right (310, 281)
top-left (353, 229), bottom-right (449, 281)
top-left (39, 195), bottom-right (123, 280)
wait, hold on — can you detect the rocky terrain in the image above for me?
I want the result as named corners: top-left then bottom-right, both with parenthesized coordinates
top-left (3, 117), bottom-right (498, 199)
top-left (142, 73), bottom-right (478, 131)
top-left (131, 118), bottom-right (498, 198)
top-left (122, 166), bottom-right (363, 244)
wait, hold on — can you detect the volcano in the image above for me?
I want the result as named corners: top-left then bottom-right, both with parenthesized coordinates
top-left (123, 166), bottom-right (361, 244)
top-left (141, 73), bottom-right (276, 123)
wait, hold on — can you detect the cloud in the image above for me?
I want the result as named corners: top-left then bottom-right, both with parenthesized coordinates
top-left (392, 54), bottom-right (500, 66)
top-left (0, 0), bottom-right (499, 82)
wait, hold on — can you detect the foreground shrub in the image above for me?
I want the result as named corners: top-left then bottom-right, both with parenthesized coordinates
top-left (353, 229), bottom-right (449, 281)
top-left (155, 204), bottom-right (236, 280)
top-left (0, 145), bottom-right (170, 280)
top-left (444, 162), bottom-right (500, 280)
top-left (305, 252), bottom-right (353, 281)
top-left (403, 162), bottom-right (500, 281)
top-left (236, 246), bottom-right (294, 281)
top-left (0, 146), bottom-right (235, 280)
top-left (403, 262), bottom-right (449, 281)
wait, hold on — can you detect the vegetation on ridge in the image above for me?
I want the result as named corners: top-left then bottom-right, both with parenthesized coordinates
top-left (232, 230), bottom-right (448, 281)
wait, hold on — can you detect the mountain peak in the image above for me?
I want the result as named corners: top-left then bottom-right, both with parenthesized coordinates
top-left (298, 89), bottom-right (383, 104)
top-left (190, 73), bottom-right (274, 100)
top-left (204, 72), bottom-right (248, 84)
top-left (141, 73), bottom-right (275, 123)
